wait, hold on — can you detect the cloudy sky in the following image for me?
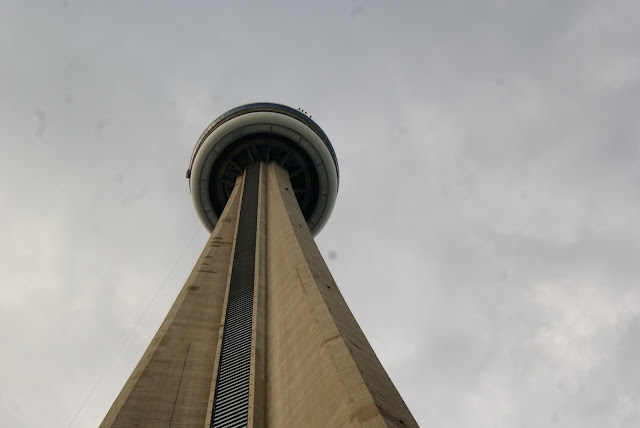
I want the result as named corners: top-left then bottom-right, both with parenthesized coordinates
top-left (1, 1), bottom-right (640, 427)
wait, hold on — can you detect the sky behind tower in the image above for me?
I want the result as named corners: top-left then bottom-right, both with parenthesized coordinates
top-left (1, 1), bottom-right (640, 427)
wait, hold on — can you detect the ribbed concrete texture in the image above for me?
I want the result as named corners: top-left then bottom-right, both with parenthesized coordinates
top-left (102, 162), bottom-right (417, 427)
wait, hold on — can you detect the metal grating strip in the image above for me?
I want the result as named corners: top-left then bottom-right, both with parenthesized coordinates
top-left (211, 164), bottom-right (260, 428)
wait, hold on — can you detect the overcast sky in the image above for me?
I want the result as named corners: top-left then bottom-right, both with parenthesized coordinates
top-left (1, 1), bottom-right (640, 427)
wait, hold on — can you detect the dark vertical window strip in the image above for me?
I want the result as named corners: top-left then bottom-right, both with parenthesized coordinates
top-left (211, 164), bottom-right (260, 428)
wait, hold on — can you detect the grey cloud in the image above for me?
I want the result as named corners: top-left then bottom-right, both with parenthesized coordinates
top-left (1, 1), bottom-right (640, 427)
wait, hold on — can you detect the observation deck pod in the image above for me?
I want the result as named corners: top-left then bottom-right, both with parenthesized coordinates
top-left (187, 103), bottom-right (339, 236)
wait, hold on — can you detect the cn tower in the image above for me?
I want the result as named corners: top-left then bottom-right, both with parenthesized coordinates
top-left (101, 103), bottom-right (418, 427)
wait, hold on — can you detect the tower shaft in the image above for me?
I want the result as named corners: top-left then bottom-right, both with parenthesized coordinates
top-left (102, 162), bottom-right (417, 427)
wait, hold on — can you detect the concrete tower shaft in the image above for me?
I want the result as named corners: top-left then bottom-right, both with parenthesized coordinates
top-left (101, 163), bottom-right (417, 427)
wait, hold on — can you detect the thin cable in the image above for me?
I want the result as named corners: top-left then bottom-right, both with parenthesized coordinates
top-left (67, 222), bottom-right (202, 428)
